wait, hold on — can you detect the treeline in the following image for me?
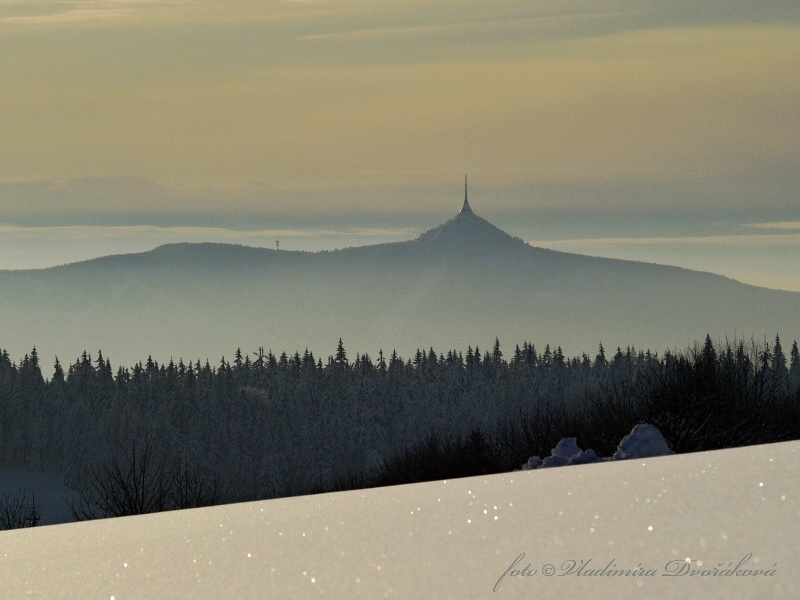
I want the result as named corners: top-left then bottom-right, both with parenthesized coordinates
top-left (0, 336), bottom-right (799, 514)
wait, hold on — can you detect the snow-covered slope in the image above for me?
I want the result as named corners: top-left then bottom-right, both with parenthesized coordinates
top-left (1, 441), bottom-right (796, 598)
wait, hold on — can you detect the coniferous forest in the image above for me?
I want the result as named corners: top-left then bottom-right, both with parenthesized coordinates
top-left (1, 335), bottom-right (799, 521)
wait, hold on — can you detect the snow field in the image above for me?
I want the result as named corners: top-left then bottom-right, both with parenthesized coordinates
top-left (0, 440), bottom-right (796, 599)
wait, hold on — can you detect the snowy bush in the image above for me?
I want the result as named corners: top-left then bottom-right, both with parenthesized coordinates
top-left (523, 423), bottom-right (673, 470)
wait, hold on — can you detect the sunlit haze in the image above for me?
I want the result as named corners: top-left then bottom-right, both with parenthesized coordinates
top-left (1, 1), bottom-right (799, 290)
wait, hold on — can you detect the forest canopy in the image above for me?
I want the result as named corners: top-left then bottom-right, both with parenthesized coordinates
top-left (1, 335), bottom-right (798, 517)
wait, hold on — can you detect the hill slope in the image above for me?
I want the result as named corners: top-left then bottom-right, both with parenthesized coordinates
top-left (1, 440), bottom-right (796, 598)
top-left (0, 205), bottom-right (798, 366)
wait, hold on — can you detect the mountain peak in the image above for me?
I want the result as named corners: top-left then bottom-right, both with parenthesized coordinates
top-left (413, 180), bottom-right (528, 254)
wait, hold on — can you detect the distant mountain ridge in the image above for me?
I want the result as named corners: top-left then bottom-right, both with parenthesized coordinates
top-left (1, 198), bottom-right (798, 367)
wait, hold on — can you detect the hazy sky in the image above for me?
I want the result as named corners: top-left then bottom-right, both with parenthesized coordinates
top-left (1, 1), bottom-right (799, 288)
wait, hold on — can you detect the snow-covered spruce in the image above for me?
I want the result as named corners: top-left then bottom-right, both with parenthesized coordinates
top-left (523, 423), bottom-right (673, 470)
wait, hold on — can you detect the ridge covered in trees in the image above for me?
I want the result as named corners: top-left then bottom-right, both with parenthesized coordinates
top-left (0, 335), bottom-right (798, 518)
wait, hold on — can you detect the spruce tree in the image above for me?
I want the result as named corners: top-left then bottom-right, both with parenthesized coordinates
top-left (787, 341), bottom-right (800, 393)
top-left (772, 335), bottom-right (788, 377)
top-left (594, 342), bottom-right (608, 369)
top-left (335, 339), bottom-right (348, 366)
top-left (492, 338), bottom-right (503, 364)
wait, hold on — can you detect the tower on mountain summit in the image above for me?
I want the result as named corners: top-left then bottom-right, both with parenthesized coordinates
top-left (458, 175), bottom-right (474, 217)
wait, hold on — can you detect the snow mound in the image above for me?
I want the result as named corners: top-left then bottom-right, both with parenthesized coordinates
top-left (526, 438), bottom-right (602, 469)
top-left (524, 423), bottom-right (673, 470)
top-left (614, 423), bottom-right (675, 460)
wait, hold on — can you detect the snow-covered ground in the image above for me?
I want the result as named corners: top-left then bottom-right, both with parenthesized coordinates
top-left (0, 441), bottom-right (797, 599)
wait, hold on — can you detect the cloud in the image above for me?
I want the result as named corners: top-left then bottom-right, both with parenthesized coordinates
top-left (0, 0), bottom-right (340, 27)
top-left (0, 176), bottom-right (181, 217)
top-left (0, 0), bottom-right (137, 25)
top-left (297, 22), bottom-right (469, 43)
top-left (529, 229), bottom-right (800, 292)
top-left (532, 233), bottom-right (800, 249)
top-left (290, 0), bottom-right (800, 50)
top-left (745, 221), bottom-right (800, 232)
top-left (0, 1), bottom-right (166, 25)
top-left (3, 10), bottom-right (128, 25)
top-left (1, 1), bottom-right (799, 222)
top-left (0, 224), bottom-right (418, 241)
top-left (5, 0), bottom-right (796, 31)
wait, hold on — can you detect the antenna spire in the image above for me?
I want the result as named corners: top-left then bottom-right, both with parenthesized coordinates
top-left (459, 174), bottom-right (474, 216)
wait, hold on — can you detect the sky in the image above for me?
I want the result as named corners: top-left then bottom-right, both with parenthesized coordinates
top-left (1, 1), bottom-right (799, 289)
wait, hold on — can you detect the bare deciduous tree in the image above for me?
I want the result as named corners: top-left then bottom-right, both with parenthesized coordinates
top-left (71, 436), bottom-right (219, 520)
top-left (0, 490), bottom-right (40, 530)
